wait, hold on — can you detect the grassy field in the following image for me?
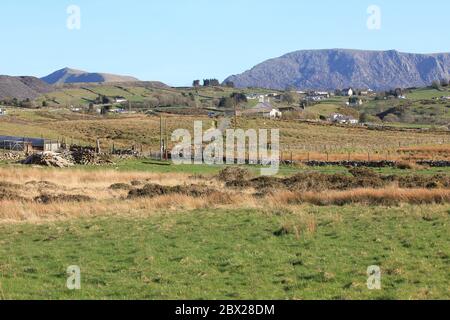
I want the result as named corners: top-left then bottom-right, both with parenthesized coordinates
top-left (1, 84), bottom-right (450, 300)
top-left (0, 162), bottom-right (449, 300)
top-left (1, 108), bottom-right (450, 157)
top-left (0, 206), bottom-right (448, 300)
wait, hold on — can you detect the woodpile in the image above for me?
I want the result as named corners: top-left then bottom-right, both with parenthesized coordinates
top-left (70, 145), bottom-right (114, 165)
top-left (0, 152), bottom-right (23, 161)
top-left (112, 148), bottom-right (141, 159)
top-left (22, 152), bottom-right (74, 168)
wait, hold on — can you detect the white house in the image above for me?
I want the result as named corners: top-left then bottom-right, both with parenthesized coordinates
top-left (330, 113), bottom-right (359, 125)
top-left (0, 108), bottom-right (5, 116)
top-left (347, 98), bottom-right (363, 107)
top-left (114, 97), bottom-right (128, 103)
top-left (268, 109), bottom-right (282, 119)
top-left (315, 91), bottom-right (330, 97)
top-left (341, 88), bottom-right (354, 96)
top-left (242, 102), bottom-right (281, 119)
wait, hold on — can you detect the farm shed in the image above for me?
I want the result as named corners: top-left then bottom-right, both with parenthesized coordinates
top-left (0, 135), bottom-right (60, 152)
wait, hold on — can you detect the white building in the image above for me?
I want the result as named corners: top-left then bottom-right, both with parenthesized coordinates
top-left (242, 102), bottom-right (281, 119)
top-left (268, 109), bottom-right (282, 119)
top-left (330, 113), bottom-right (359, 125)
top-left (114, 97), bottom-right (128, 103)
top-left (341, 88), bottom-right (354, 96)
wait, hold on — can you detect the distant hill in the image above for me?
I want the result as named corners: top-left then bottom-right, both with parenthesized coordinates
top-left (0, 76), bottom-right (53, 100)
top-left (41, 68), bottom-right (139, 85)
top-left (224, 49), bottom-right (450, 90)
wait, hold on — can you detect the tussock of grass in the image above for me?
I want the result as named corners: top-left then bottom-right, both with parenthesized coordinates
top-left (281, 188), bottom-right (450, 206)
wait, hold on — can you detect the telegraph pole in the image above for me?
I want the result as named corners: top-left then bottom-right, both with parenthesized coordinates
top-left (160, 115), bottom-right (163, 161)
top-left (234, 103), bottom-right (237, 129)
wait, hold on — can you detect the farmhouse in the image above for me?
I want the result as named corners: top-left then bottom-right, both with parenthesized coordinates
top-left (242, 102), bottom-right (282, 119)
top-left (114, 96), bottom-right (128, 103)
top-left (0, 108), bottom-right (6, 116)
top-left (347, 97), bottom-right (363, 107)
top-left (306, 91), bottom-right (330, 101)
top-left (329, 113), bottom-right (359, 125)
top-left (0, 135), bottom-right (60, 152)
top-left (341, 88), bottom-right (354, 96)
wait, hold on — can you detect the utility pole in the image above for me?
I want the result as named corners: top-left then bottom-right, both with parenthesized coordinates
top-left (234, 103), bottom-right (237, 129)
top-left (160, 115), bottom-right (163, 161)
top-left (164, 118), bottom-right (168, 160)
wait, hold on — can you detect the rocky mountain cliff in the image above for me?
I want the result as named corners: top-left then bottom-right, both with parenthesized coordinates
top-left (224, 49), bottom-right (450, 90)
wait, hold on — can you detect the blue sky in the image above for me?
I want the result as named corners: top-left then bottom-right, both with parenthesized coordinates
top-left (0, 0), bottom-right (449, 86)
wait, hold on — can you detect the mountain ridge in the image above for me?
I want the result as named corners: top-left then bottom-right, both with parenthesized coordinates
top-left (0, 76), bottom-right (53, 100)
top-left (224, 49), bottom-right (450, 90)
top-left (41, 67), bottom-right (139, 85)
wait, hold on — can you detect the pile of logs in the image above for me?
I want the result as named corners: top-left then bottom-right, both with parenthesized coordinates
top-left (70, 145), bottom-right (114, 165)
top-left (22, 152), bottom-right (74, 168)
top-left (0, 152), bottom-right (23, 161)
top-left (112, 148), bottom-right (141, 159)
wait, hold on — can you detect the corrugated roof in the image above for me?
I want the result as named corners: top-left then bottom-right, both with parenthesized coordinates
top-left (0, 136), bottom-right (51, 146)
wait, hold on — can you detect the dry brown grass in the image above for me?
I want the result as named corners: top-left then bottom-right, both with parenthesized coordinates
top-left (2, 167), bottom-right (450, 223)
top-left (277, 188), bottom-right (450, 206)
top-left (0, 167), bottom-right (255, 223)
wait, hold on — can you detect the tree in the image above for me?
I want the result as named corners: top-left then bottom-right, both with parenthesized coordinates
top-left (203, 78), bottom-right (221, 87)
top-left (102, 95), bottom-right (111, 104)
top-left (225, 81), bottom-right (235, 88)
top-left (359, 112), bottom-right (381, 123)
top-left (210, 79), bottom-right (220, 86)
top-left (383, 113), bottom-right (400, 123)
top-left (282, 91), bottom-right (296, 104)
top-left (394, 88), bottom-right (403, 97)
top-left (230, 92), bottom-right (247, 104)
top-left (192, 80), bottom-right (200, 87)
top-left (218, 97), bottom-right (234, 108)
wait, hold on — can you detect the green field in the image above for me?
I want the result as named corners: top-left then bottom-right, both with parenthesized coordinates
top-left (0, 206), bottom-right (448, 300)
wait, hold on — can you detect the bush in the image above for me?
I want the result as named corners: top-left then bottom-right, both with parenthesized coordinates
top-left (217, 167), bottom-right (251, 183)
top-left (383, 114), bottom-right (400, 123)
top-left (360, 112), bottom-right (381, 123)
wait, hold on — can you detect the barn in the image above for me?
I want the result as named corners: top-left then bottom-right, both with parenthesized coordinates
top-left (0, 135), bottom-right (60, 152)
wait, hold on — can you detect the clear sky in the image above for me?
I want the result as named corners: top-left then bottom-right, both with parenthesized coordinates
top-left (1, 0), bottom-right (449, 86)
